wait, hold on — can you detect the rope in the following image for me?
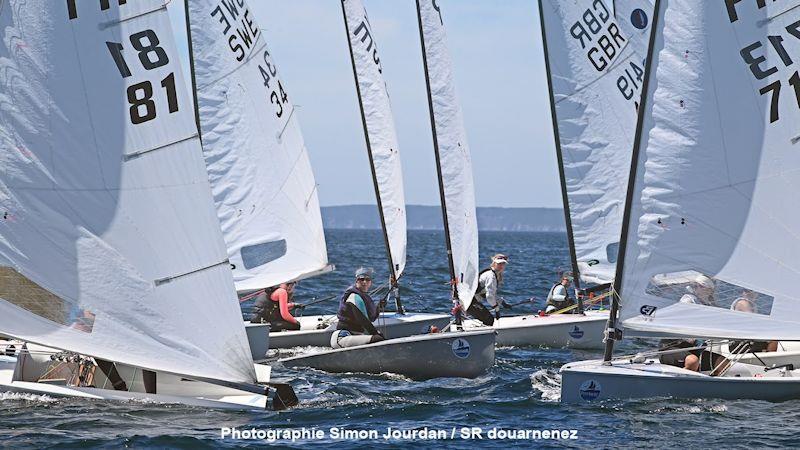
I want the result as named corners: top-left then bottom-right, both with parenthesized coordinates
top-left (549, 291), bottom-right (612, 315)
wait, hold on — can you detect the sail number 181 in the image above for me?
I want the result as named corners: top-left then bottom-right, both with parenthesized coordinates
top-left (106, 29), bottom-right (179, 125)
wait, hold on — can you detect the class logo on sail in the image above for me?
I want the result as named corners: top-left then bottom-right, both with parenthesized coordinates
top-left (569, 325), bottom-right (584, 339)
top-left (451, 338), bottom-right (471, 359)
top-left (630, 9), bottom-right (649, 30)
top-left (579, 379), bottom-right (602, 401)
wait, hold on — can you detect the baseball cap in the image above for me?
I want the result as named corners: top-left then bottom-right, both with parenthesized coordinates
top-left (492, 254), bottom-right (509, 265)
top-left (355, 267), bottom-right (374, 280)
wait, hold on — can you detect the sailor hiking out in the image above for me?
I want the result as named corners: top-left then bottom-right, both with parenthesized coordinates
top-left (468, 254), bottom-right (512, 326)
top-left (250, 282), bottom-right (305, 331)
top-left (331, 268), bottom-right (387, 348)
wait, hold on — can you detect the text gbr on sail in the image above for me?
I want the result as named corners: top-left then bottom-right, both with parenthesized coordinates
top-left (569, 0), bottom-right (626, 71)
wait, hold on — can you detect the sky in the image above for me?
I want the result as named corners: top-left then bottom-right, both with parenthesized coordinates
top-left (167, 0), bottom-right (561, 208)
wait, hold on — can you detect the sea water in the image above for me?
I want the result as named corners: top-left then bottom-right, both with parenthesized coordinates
top-left (2, 230), bottom-right (799, 448)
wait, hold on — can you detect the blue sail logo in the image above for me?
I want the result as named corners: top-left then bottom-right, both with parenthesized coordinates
top-left (451, 338), bottom-right (471, 359)
top-left (569, 325), bottom-right (584, 339)
top-left (579, 379), bottom-right (602, 401)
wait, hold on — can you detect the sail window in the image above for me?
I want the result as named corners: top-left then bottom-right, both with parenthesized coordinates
top-left (645, 271), bottom-right (773, 316)
top-left (240, 239), bottom-right (287, 270)
top-left (606, 242), bottom-right (619, 264)
top-left (0, 267), bottom-right (94, 332)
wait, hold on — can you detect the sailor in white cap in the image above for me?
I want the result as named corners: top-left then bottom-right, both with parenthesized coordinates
top-left (468, 254), bottom-right (512, 325)
top-left (679, 274), bottom-right (716, 306)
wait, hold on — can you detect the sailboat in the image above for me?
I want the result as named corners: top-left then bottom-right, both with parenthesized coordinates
top-left (462, 0), bottom-right (655, 349)
top-left (561, 0), bottom-right (800, 402)
top-left (0, 0), bottom-right (294, 410)
top-left (279, 0), bottom-right (496, 380)
top-left (184, 0), bottom-right (336, 357)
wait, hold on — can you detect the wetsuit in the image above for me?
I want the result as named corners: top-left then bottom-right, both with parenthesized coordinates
top-left (331, 287), bottom-right (384, 348)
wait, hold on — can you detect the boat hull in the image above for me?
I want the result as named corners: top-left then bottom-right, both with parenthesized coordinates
top-left (245, 323), bottom-right (270, 361)
top-left (267, 312), bottom-right (452, 349)
top-left (280, 329), bottom-right (496, 380)
top-left (560, 358), bottom-right (800, 403)
top-left (464, 311), bottom-right (608, 349)
top-left (0, 342), bottom-right (287, 411)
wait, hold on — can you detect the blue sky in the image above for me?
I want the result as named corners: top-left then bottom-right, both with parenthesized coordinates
top-left (167, 0), bottom-right (560, 208)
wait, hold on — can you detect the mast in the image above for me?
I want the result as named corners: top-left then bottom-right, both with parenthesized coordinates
top-left (340, 0), bottom-right (403, 313)
top-left (602, 0), bottom-right (661, 362)
top-left (415, 0), bottom-right (458, 306)
top-left (537, 0), bottom-right (583, 299)
top-left (184, 0), bottom-right (202, 144)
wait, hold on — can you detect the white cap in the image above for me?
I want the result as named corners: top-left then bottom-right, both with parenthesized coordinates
top-left (492, 254), bottom-right (509, 265)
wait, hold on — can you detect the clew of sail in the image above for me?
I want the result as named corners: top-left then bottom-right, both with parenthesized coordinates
top-left (540, 0), bottom-right (653, 286)
top-left (0, 0), bottom-right (255, 382)
top-left (618, 0), bottom-right (800, 340)
top-left (341, 0), bottom-right (408, 280)
top-left (416, 0), bottom-right (479, 309)
top-left (187, 0), bottom-right (330, 292)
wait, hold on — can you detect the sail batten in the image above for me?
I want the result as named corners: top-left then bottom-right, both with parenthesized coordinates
top-left (0, 0), bottom-right (255, 382)
top-left (617, 0), bottom-right (800, 340)
top-left (416, 0), bottom-right (480, 309)
top-left (187, 0), bottom-right (330, 292)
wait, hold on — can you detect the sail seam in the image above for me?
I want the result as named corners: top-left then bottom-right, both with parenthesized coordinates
top-left (154, 259), bottom-right (230, 286)
top-left (195, 38), bottom-right (266, 91)
top-left (122, 133), bottom-right (198, 161)
top-left (554, 51), bottom-right (637, 105)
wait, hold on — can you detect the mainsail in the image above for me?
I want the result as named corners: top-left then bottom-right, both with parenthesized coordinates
top-left (187, 0), bottom-right (330, 292)
top-left (539, 0), bottom-right (653, 286)
top-left (416, 0), bottom-right (480, 309)
top-left (0, 0), bottom-right (255, 382)
top-left (617, 0), bottom-right (800, 341)
top-left (614, 0), bottom-right (654, 58)
top-left (341, 0), bottom-right (408, 282)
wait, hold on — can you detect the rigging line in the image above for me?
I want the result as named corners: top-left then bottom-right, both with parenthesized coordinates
top-left (98, 0), bottom-right (171, 30)
top-left (154, 259), bottom-right (230, 286)
top-left (122, 134), bottom-right (198, 161)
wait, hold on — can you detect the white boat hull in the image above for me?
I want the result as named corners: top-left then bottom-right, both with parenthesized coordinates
top-left (245, 323), bottom-right (270, 361)
top-left (561, 358), bottom-right (800, 403)
top-left (266, 312), bottom-right (452, 349)
top-left (716, 341), bottom-right (800, 368)
top-left (463, 310), bottom-right (608, 349)
top-left (0, 342), bottom-right (292, 411)
top-left (280, 329), bottom-right (496, 380)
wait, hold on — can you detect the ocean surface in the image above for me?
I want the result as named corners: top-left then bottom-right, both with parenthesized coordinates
top-left (3, 230), bottom-right (800, 449)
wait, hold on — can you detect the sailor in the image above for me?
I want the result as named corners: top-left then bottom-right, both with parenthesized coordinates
top-left (679, 274), bottom-right (716, 306)
top-left (330, 267), bottom-right (385, 348)
top-left (728, 297), bottom-right (778, 354)
top-left (545, 276), bottom-right (577, 314)
top-left (250, 282), bottom-right (304, 331)
top-left (468, 254), bottom-right (512, 326)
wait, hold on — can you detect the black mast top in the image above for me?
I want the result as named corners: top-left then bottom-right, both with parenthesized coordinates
top-left (415, 0), bottom-right (458, 301)
top-left (602, 0), bottom-right (662, 362)
top-left (340, 0), bottom-right (404, 312)
top-left (537, 0), bottom-right (581, 293)
top-left (184, 0), bottom-right (202, 144)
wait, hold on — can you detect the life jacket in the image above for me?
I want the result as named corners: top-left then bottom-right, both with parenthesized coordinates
top-left (546, 282), bottom-right (572, 306)
top-left (473, 268), bottom-right (499, 301)
top-left (336, 286), bottom-right (377, 330)
top-left (250, 286), bottom-right (280, 323)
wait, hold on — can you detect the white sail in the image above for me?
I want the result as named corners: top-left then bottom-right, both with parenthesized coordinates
top-left (417, 0), bottom-right (479, 309)
top-left (540, 0), bottom-right (652, 285)
top-left (614, 0), bottom-right (654, 58)
top-left (342, 0), bottom-right (407, 279)
top-left (0, 0), bottom-right (255, 381)
top-left (188, 0), bottom-right (330, 292)
top-left (619, 0), bottom-right (800, 341)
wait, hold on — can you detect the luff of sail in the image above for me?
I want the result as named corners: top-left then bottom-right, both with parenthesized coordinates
top-left (618, 0), bottom-right (800, 341)
top-left (342, 0), bottom-right (408, 281)
top-left (187, 0), bottom-right (330, 292)
top-left (416, 0), bottom-right (480, 309)
top-left (540, 0), bottom-right (653, 286)
top-left (0, 0), bottom-right (255, 382)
